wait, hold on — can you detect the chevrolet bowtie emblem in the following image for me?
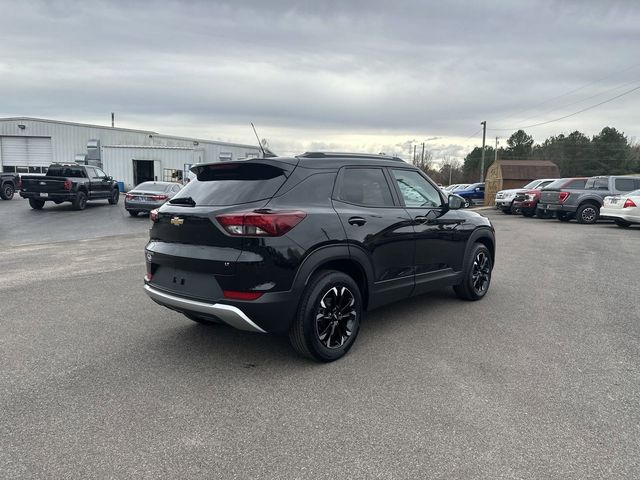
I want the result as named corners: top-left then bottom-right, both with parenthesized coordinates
top-left (170, 216), bottom-right (184, 226)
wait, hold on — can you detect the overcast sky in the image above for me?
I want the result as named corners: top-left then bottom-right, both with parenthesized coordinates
top-left (1, 0), bottom-right (639, 162)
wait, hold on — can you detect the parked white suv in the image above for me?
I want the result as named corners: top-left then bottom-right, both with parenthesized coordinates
top-left (495, 178), bottom-right (556, 214)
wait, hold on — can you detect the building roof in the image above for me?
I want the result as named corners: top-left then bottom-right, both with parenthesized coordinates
top-left (0, 117), bottom-right (260, 149)
top-left (491, 159), bottom-right (560, 180)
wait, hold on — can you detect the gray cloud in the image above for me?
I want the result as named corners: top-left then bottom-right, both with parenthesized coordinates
top-left (1, 0), bottom-right (639, 160)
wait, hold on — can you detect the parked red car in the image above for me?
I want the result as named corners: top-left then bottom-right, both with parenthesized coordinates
top-left (512, 177), bottom-right (587, 218)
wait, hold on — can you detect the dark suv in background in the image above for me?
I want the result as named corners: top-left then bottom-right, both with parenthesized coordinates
top-left (143, 153), bottom-right (496, 361)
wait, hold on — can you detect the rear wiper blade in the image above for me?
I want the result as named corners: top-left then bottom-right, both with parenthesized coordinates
top-left (169, 196), bottom-right (196, 206)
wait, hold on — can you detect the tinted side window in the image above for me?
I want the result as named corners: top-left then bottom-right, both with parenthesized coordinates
top-left (615, 178), bottom-right (636, 192)
top-left (94, 168), bottom-right (107, 178)
top-left (392, 169), bottom-right (442, 208)
top-left (337, 168), bottom-right (394, 207)
top-left (586, 178), bottom-right (608, 190)
top-left (566, 179), bottom-right (586, 189)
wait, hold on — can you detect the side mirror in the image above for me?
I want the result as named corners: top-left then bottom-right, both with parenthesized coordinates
top-left (106, 176), bottom-right (113, 181)
top-left (448, 194), bottom-right (464, 210)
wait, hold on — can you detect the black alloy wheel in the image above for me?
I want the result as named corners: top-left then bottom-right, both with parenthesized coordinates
top-left (289, 270), bottom-right (362, 362)
top-left (28, 198), bottom-right (45, 210)
top-left (576, 204), bottom-right (599, 224)
top-left (463, 198), bottom-right (471, 208)
top-left (314, 286), bottom-right (358, 350)
top-left (1, 183), bottom-right (14, 200)
top-left (73, 191), bottom-right (88, 210)
top-left (454, 243), bottom-right (492, 301)
top-left (108, 188), bottom-right (119, 205)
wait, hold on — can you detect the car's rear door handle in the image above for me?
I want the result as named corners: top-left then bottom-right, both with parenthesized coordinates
top-left (414, 216), bottom-right (428, 224)
top-left (348, 216), bottom-right (367, 226)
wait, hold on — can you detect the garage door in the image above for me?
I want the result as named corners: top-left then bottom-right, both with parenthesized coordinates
top-left (0, 136), bottom-right (53, 170)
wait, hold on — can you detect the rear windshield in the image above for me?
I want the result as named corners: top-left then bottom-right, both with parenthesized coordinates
top-left (175, 163), bottom-right (287, 206)
top-left (47, 166), bottom-right (86, 178)
top-left (135, 182), bottom-right (169, 192)
top-left (542, 179), bottom-right (565, 189)
top-left (585, 177), bottom-right (609, 190)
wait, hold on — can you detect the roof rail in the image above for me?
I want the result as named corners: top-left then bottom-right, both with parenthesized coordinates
top-left (298, 152), bottom-right (405, 162)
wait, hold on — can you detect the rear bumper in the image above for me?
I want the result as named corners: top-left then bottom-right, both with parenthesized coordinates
top-left (538, 203), bottom-right (576, 213)
top-left (144, 284), bottom-right (267, 333)
top-left (600, 207), bottom-right (638, 223)
top-left (125, 200), bottom-right (164, 211)
top-left (20, 191), bottom-right (75, 201)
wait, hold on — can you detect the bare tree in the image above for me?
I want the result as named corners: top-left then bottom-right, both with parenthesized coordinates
top-left (412, 149), bottom-right (433, 174)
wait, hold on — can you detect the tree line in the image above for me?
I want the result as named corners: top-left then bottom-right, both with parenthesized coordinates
top-left (459, 127), bottom-right (640, 183)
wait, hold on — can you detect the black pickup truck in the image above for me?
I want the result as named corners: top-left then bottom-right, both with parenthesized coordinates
top-left (20, 163), bottom-right (120, 210)
top-left (1, 173), bottom-right (20, 200)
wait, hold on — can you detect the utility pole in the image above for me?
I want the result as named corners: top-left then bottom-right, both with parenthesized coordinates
top-left (448, 162), bottom-right (453, 185)
top-left (421, 142), bottom-right (425, 163)
top-left (413, 144), bottom-right (416, 163)
top-left (495, 137), bottom-right (499, 163)
top-left (480, 121), bottom-right (487, 182)
top-left (111, 112), bottom-right (115, 128)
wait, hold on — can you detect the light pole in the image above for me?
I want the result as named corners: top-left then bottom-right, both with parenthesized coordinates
top-left (480, 121), bottom-right (487, 182)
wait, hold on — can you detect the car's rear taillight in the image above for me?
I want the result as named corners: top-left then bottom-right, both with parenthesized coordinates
top-left (558, 191), bottom-right (570, 203)
top-left (63, 179), bottom-right (72, 191)
top-left (150, 209), bottom-right (159, 222)
top-left (151, 195), bottom-right (168, 201)
top-left (222, 290), bottom-right (263, 300)
top-left (125, 193), bottom-right (133, 200)
top-left (623, 198), bottom-right (637, 208)
top-left (216, 210), bottom-right (306, 237)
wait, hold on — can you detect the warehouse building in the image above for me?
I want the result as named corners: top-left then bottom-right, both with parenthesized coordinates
top-left (0, 117), bottom-right (261, 190)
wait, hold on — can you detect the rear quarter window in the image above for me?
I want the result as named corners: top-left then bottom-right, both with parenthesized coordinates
top-left (47, 166), bottom-right (86, 178)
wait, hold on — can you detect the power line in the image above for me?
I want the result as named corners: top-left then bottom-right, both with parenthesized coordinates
top-left (487, 84), bottom-right (640, 132)
top-left (492, 62), bottom-right (640, 126)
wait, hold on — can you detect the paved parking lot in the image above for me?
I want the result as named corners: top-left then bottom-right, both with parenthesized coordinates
top-left (1, 198), bottom-right (639, 479)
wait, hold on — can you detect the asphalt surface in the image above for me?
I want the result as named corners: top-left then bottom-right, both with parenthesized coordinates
top-left (1, 198), bottom-right (639, 479)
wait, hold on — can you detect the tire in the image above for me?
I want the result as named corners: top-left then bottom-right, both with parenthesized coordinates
top-left (556, 212), bottom-right (571, 222)
top-left (501, 207), bottom-right (512, 215)
top-left (1, 183), bottom-right (15, 200)
top-left (28, 198), bottom-right (45, 210)
top-left (289, 270), bottom-right (362, 362)
top-left (454, 243), bottom-right (493, 301)
top-left (128, 210), bottom-right (139, 217)
top-left (535, 209), bottom-right (548, 219)
top-left (108, 188), bottom-right (119, 205)
top-left (463, 198), bottom-right (471, 208)
top-left (73, 191), bottom-right (88, 210)
top-left (510, 204), bottom-right (521, 215)
top-left (614, 219), bottom-right (631, 228)
top-left (576, 203), bottom-right (599, 224)
top-left (522, 209), bottom-right (535, 218)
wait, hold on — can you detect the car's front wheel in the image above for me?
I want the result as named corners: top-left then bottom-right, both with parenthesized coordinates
top-left (128, 210), bottom-right (139, 217)
top-left (289, 270), bottom-right (362, 362)
top-left (454, 243), bottom-right (493, 301)
top-left (463, 198), bottom-right (471, 208)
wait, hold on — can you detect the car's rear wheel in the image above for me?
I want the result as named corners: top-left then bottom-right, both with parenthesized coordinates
top-left (454, 243), bottom-right (492, 301)
top-left (463, 198), bottom-right (471, 208)
top-left (614, 219), bottom-right (631, 228)
top-left (576, 203), bottom-right (599, 224)
top-left (289, 270), bottom-right (362, 362)
top-left (501, 207), bottom-right (512, 214)
top-left (556, 212), bottom-right (571, 222)
top-left (73, 191), bottom-right (88, 210)
top-left (128, 210), bottom-right (139, 217)
top-left (28, 198), bottom-right (45, 210)
top-left (522, 209), bottom-right (535, 217)
top-left (108, 188), bottom-right (119, 205)
top-left (1, 183), bottom-right (15, 200)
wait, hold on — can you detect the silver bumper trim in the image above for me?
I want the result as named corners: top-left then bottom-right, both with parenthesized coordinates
top-left (144, 284), bottom-right (267, 333)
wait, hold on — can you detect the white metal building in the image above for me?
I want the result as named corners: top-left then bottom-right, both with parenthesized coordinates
top-left (0, 117), bottom-right (261, 190)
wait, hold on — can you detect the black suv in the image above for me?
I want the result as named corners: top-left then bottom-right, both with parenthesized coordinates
top-left (144, 153), bottom-right (496, 361)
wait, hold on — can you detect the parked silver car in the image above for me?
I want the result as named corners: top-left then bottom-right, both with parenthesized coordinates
top-left (124, 181), bottom-right (182, 216)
